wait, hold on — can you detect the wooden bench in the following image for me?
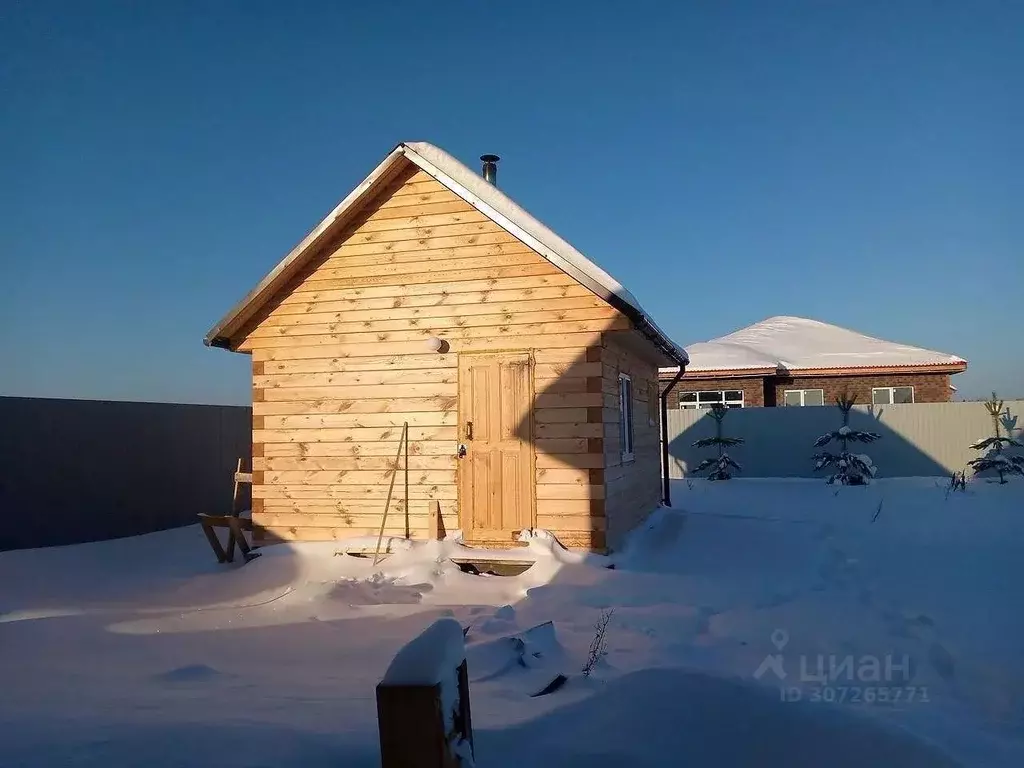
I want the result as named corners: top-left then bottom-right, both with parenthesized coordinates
top-left (198, 460), bottom-right (261, 564)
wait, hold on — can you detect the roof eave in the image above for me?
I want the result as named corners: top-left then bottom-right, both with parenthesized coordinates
top-left (780, 361), bottom-right (968, 376)
top-left (660, 361), bottom-right (967, 378)
top-left (660, 366), bottom-right (776, 379)
top-left (203, 146), bottom-right (408, 349)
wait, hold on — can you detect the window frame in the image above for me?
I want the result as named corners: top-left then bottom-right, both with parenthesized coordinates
top-left (783, 388), bottom-right (825, 407)
top-left (618, 373), bottom-right (635, 462)
top-left (678, 389), bottom-right (745, 410)
top-left (872, 386), bottom-right (915, 405)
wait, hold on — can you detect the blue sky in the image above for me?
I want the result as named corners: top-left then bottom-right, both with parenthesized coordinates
top-left (2, 0), bottom-right (1021, 404)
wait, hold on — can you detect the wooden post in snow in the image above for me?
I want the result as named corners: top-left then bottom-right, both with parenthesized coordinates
top-left (376, 618), bottom-right (473, 768)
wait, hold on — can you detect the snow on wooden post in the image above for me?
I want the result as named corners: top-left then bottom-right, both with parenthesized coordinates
top-left (376, 617), bottom-right (474, 768)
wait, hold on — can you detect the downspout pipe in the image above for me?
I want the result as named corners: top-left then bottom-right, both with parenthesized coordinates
top-left (660, 366), bottom-right (685, 506)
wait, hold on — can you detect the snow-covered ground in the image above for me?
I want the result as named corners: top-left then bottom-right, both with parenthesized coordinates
top-left (1, 479), bottom-right (1021, 767)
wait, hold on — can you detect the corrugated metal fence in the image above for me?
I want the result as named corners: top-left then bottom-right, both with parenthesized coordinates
top-left (665, 400), bottom-right (1024, 479)
top-left (0, 397), bottom-right (251, 550)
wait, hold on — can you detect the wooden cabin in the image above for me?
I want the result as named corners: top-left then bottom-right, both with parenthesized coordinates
top-left (205, 142), bottom-right (688, 553)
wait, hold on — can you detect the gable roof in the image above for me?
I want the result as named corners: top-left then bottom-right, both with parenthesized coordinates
top-left (665, 316), bottom-right (966, 376)
top-left (204, 141), bottom-right (687, 365)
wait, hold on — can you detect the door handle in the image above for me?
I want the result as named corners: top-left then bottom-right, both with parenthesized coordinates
top-left (465, 421), bottom-right (473, 440)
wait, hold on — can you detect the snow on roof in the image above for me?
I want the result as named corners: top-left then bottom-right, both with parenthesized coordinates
top-left (402, 143), bottom-right (686, 364)
top-left (672, 316), bottom-right (966, 374)
top-left (205, 141), bottom-right (687, 364)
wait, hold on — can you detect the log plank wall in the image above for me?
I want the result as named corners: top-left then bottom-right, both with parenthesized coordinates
top-left (234, 163), bottom-right (657, 549)
top-left (600, 341), bottom-right (663, 550)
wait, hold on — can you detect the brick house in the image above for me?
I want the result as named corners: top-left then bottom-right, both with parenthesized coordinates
top-left (660, 316), bottom-right (967, 408)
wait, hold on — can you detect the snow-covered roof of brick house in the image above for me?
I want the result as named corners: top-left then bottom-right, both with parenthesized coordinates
top-left (664, 316), bottom-right (967, 377)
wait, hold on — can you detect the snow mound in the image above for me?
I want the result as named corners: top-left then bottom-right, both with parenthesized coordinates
top-left (329, 577), bottom-right (433, 606)
top-left (333, 536), bottom-right (416, 555)
top-left (467, 620), bottom-right (568, 698)
top-left (478, 604), bottom-right (518, 634)
top-left (612, 507), bottom-right (687, 566)
top-left (517, 527), bottom-right (612, 566)
top-left (482, 667), bottom-right (961, 767)
top-left (0, 607), bottom-right (86, 624)
top-left (155, 664), bottom-right (229, 683)
top-left (493, 604), bottom-right (516, 621)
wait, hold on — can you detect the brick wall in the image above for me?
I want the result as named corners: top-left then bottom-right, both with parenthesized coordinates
top-left (661, 375), bottom-right (767, 408)
top-left (773, 372), bottom-right (953, 405)
top-left (660, 371), bottom-right (956, 408)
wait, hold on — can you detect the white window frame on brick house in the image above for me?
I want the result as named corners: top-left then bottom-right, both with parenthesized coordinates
top-left (618, 373), bottom-right (634, 462)
top-left (872, 386), bottom-right (914, 405)
top-left (679, 389), bottom-right (744, 410)
top-left (783, 388), bottom-right (825, 407)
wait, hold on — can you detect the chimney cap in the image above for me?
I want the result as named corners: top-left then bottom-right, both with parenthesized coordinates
top-left (480, 154), bottom-right (500, 185)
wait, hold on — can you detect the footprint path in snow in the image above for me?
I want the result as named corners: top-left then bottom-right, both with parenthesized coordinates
top-left (811, 520), bottom-right (959, 694)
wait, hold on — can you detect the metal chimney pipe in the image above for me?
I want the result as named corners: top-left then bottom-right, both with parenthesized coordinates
top-left (480, 154), bottom-right (500, 185)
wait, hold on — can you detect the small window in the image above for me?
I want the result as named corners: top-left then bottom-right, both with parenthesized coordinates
top-left (679, 389), bottom-right (744, 410)
top-left (619, 374), bottom-right (634, 462)
top-left (895, 386), bottom-right (914, 404)
top-left (872, 386), bottom-right (914, 405)
top-left (784, 389), bottom-right (825, 407)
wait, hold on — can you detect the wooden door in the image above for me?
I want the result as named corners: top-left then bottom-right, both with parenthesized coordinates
top-left (457, 352), bottom-right (535, 544)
